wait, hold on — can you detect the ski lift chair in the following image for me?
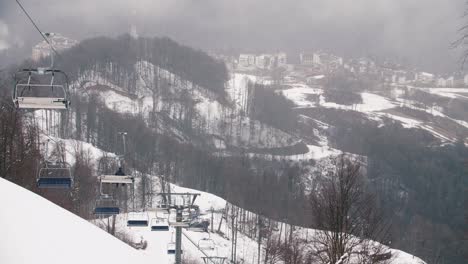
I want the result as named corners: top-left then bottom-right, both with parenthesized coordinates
top-left (94, 195), bottom-right (120, 216)
top-left (198, 238), bottom-right (215, 251)
top-left (98, 174), bottom-right (134, 184)
top-left (36, 161), bottom-right (73, 188)
top-left (13, 69), bottom-right (70, 109)
top-left (188, 220), bottom-right (210, 232)
top-left (167, 242), bottom-right (182, 255)
top-left (127, 212), bottom-right (149, 227)
top-left (150, 217), bottom-right (170, 231)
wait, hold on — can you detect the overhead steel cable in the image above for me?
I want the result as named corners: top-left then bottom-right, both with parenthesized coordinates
top-left (15, 0), bottom-right (62, 59)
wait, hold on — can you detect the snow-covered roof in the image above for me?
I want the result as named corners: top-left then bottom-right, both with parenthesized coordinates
top-left (419, 72), bottom-right (434, 77)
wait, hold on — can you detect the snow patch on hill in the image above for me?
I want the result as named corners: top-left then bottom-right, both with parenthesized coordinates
top-left (281, 80), bottom-right (467, 143)
top-left (72, 64), bottom-right (302, 153)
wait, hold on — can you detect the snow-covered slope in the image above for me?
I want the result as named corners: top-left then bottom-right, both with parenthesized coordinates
top-left (280, 78), bottom-right (468, 144)
top-left (72, 62), bottom-right (302, 152)
top-left (0, 177), bottom-right (149, 264)
top-left (107, 182), bottom-right (426, 264)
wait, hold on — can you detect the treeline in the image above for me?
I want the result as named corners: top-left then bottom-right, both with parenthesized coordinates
top-left (248, 82), bottom-right (297, 132)
top-left (29, 35), bottom-right (229, 95)
top-left (323, 70), bottom-right (372, 105)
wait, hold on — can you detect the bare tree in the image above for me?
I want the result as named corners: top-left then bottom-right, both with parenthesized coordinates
top-left (308, 155), bottom-right (391, 264)
top-left (453, 2), bottom-right (468, 67)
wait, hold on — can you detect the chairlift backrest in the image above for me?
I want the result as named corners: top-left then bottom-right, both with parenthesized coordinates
top-left (198, 238), bottom-right (215, 250)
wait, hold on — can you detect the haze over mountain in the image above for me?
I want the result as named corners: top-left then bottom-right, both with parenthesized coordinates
top-left (0, 0), bottom-right (465, 72)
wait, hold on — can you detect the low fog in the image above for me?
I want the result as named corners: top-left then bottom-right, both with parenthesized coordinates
top-left (0, 0), bottom-right (465, 72)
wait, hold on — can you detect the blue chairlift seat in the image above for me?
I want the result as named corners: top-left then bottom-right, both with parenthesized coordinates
top-left (127, 220), bottom-right (148, 226)
top-left (37, 177), bottom-right (72, 188)
top-left (167, 243), bottom-right (181, 255)
top-left (94, 207), bottom-right (120, 215)
top-left (152, 225), bottom-right (170, 231)
top-left (127, 212), bottom-right (149, 227)
top-left (94, 195), bottom-right (120, 216)
top-left (37, 162), bottom-right (73, 189)
top-left (151, 218), bottom-right (169, 231)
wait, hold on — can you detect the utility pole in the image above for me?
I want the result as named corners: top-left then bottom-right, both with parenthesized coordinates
top-left (175, 207), bottom-right (183, 264)
top-left (118, 131), bottom-right (130, 212)
top-left (211, 207), bottom-right (214, 233)
top-left (118, 132), bottom-right (127, 171)
top-left (257, 215), bottom-right (262, 264)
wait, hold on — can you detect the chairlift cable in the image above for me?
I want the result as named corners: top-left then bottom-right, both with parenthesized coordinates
top-left (15, 0), bottom-right (62, 59)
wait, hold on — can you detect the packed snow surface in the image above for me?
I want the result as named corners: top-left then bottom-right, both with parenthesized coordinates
top-left (0, 177), bottom-right (149, 264)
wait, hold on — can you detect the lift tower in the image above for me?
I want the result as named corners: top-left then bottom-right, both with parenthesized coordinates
top-left (158, 192), bottom-right (200, 264)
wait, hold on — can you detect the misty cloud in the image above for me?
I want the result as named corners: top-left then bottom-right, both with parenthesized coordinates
top-left (0, 20), bottom-right (9, 50)
top-left (0, 0), bottom-right (466, 72)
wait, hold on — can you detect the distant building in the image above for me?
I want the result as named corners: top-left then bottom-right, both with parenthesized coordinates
top-left (416, 72), bottom-right (434, 84)
top-left (464, 74), bottom-right (468, 86)
top-left (446, 76), bottom-right (455, 87)
top-left (437, 77), bottom-right (447, 87)
top-left (238, 54), bottom-right (256, 67)
top-left (255, 54), bottom-right (271, 69)
top-left (453, 72), bottom-right (465, 87)
top-left (276, 52), bottom-right (288, 67)
top-left (406, 71), bottom-right (417, 83)
top-left (130, 24), bottom-right (138, 39)
top-left (313, 53), bottom-right (321, 64)
top-left (381, 68), bottom-right (394, 83)
top-left (393, 70), bottom-right (407, 84)
top-left (32, 33), bottom-right (78, 61)
top-left (348, 57), bottom-right (376, 74)
top-left (300, 53), bottom-right (315, 65)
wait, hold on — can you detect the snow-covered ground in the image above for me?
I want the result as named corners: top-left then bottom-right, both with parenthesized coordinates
top-left (280, 80), bottom-right (468, 143)
top-left (413, 87), bottom-right (468, 100)
top-left (0, 177), bottom-right (149, 264)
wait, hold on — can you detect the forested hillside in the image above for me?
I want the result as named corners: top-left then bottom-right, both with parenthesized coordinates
top-left (1, 35), bottom-right (467, 263)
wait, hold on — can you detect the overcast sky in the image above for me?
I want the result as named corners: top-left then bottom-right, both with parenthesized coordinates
top-left (0, 0), bottom-right (465, 72)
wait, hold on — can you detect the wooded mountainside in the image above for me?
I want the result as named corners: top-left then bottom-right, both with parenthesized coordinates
top-left (0, 35), bottom-right (466, 263)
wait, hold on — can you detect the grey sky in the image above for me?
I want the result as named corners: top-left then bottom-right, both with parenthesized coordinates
top-left (0, 0), bottom-right (465, 72)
